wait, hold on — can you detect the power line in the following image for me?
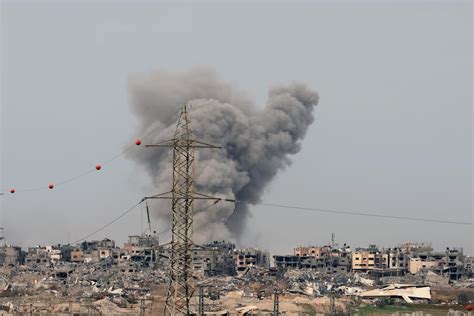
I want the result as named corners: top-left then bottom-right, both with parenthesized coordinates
top-left (72, 197), bottom-right (221, 247)
top-left (55, 169), bottom-right (97, 186)
top-left (2, 107), bottom-right (181, 194)
top-left (101, 107), bottom-right (181, 167)
top-left (65, 195), bottom-right (471, 249)
top-left (71, 201), bottom-right (142, 245)
top-left (230, 200), bottom-right (473, 226)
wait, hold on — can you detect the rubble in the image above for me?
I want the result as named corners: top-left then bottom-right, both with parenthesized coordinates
top-left (0, 259), bottom-right (161, 313)
top-left (0, 238), bottom-right (472, 313)
top-left (360, 283), bottom-right (431, 303)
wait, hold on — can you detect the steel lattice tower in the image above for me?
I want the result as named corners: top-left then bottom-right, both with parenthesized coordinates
top-left (144, 105), bottom-right (221, 315)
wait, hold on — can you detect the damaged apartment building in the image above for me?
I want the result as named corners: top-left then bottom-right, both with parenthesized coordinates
top-left (190, 241), bottom-right (237, 276)
top-left (351, 243), bottom-right (467, 281)
top-left (122, 235), bottom-right (160, 265)
top-left (274, 244), bottom-right (352, 274)
top-left (62, 238), bottom-right (121, 264)
top-left (0, 245), bottom-right (24, 266)
top-left (161, 241), bottom-right (268, 276)
top-left (352, 245), bottom-right (407, 276)
top-left (183, 242), bottom-right (271, 276)
top-left (25, 245), bottom-right (62, 266)
top-left (234, 247), bottom-right (270, 273)
top-left (404, 243), bottom-right (466, 281)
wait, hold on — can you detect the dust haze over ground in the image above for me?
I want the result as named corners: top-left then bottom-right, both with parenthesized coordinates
top-left (127, 68), bottom-right (319, 243)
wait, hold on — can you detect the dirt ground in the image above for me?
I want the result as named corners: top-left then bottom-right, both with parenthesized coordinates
top-left (0, 285), bottom-right (472, 315)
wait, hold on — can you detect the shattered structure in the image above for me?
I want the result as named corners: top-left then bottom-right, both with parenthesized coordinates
top-left (407, 246), bottom-right (466, 281)
top-left (360, 284), bottom-right (431, 304)
top-left (234, 248), bottom-right (270, 273)
top-left (193, 241), bottom-right (237, 277)
top-left (0, 246), bottom-right (23, 266)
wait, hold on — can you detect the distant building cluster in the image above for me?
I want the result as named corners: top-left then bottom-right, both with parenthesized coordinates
top-left (0, 236), bottom-right (270, 277)
top-left (274, 242), bottom-right (472, 282)
top-left (0, 237), bottom-right (471, 282)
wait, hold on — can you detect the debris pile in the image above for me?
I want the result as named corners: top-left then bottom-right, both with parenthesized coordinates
top-left (0, 261), bottom-right (163, 314)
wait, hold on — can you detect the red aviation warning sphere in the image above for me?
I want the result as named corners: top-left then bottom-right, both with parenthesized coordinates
top-left (466, 305), bottom-right (473, 311)
top-left (135, 139), bottom-right (141, 146)
top-left (10, 189), bottom-right (15, 194)
top-left (48, 184), bottom-right (54, 190)
top-left (95, 164), bottom-right (102, 171)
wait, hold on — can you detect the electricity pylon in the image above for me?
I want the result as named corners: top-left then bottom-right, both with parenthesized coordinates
top-left (143, 105), bottom-right (221, 315)
top-left (273, 288), bottom-right (280, 316)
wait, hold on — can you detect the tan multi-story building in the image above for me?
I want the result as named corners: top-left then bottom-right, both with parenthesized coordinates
top-left (408, 257), bottom-right (439, 274)
top-left (381, 248), bottom-right (408, 271)
top-left (352, 249), bottom-right (383, 271)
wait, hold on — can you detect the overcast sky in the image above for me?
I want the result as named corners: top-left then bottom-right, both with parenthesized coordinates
top-left (1, 0), bottom-right (472, 255)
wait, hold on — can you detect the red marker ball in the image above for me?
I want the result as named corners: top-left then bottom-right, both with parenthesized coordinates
top-left (48, 184), bottom-right (54, 190)
top-left (135, 139), bottom-right (141, 146)
top-left (466, 305), bottom-right (473, 311)
top-left (96, 164), bottom-right (102, 171)
top-left (10, 189), bottom-right (15, 194)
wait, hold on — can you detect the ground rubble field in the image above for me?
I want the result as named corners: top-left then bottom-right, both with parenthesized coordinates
top-left (0, 266), bottom-right (473, 314)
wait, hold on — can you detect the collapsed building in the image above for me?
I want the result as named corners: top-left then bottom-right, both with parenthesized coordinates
top-left (234, 248), bottom-right (270, 273)
top-left (25, 246), bottom-right (55, 266)
top-left (465, 256), bottom-right (474, 278)
top-left (122, 235), bottom-right (160, 265)
top-left (0, 246), bottom-right (24, 266)
top-left (407, 246), bottom-right (466, 281)
top-left (360, 284), bottom-right (432, 304)
top-left (192, 241), bottom-right (236, 276)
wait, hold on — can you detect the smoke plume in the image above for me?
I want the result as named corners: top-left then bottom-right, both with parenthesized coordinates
top-left (127, 67), bottom-right (319, 243)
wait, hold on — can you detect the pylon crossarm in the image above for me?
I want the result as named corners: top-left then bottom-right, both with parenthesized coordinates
top-left (193, 192), bottom-right (220, 200)
top-left (146, 139), bottom-right (221, 149)
top-left (142, 191), bottom-right (173, 201)
top-left (192, 140), bottom-right (222, 149)
top-left (194, 192), bottom-right (237, 203)
top-left (145, 139), bottom-right (176, 147)
top-left (146, 196), bottom-right (218, 200)
top-left (146, 192), bottom-right (225, 201)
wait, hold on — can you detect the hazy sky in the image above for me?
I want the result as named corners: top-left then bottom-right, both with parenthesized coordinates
top-left (1, 0), bottom-right (472, 255)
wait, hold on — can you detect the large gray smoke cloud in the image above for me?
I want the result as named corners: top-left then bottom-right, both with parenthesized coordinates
top-left (127, 68), bottom-right (319, 243)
